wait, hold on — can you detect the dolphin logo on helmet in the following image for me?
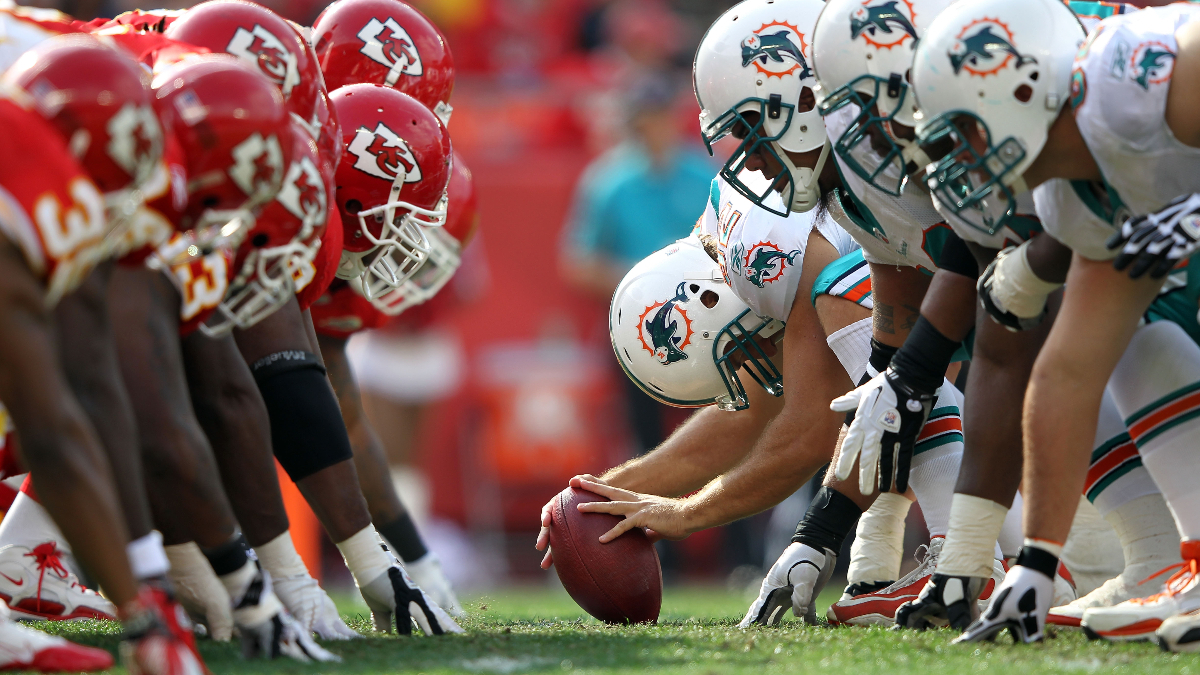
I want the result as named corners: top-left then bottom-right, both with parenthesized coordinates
top-left (741, 22), bottom-right (812, 79)
top-left (849, 1), bottom-right (918, 47)
top-left (640, 282), bottom-right (694, 365)
top-left (948, 21), bottom-right (1037, 76)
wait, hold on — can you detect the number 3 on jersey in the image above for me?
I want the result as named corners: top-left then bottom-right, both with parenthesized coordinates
top-left (174, 252), bottom-right (229, 321)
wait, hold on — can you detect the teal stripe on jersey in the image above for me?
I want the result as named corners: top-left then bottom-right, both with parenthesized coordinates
top-left (709, 177), bottom-right (720, 215)
top-left (810, 250), bottom-right (871, 307)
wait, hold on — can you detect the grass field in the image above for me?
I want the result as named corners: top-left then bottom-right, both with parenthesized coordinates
top-left (32, 585), bottom-right (1200, 674)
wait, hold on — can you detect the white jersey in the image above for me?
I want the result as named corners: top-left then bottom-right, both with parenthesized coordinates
top-left (933, 191), bottom-right (1045, 250)
top-left (1033, 178), bottom-right (1131, 260)
top-left (824, 106), bottom-right (943, 271)
top-left (1072, 4), bottom-right (1200, 217)
top-left (698, 173), bottom-right (859, 323)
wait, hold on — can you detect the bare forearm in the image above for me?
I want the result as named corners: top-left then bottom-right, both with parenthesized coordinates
top-left (679, 408), bottom-right (841, 532)
top-left (601, 399), bottom-right (775, 496)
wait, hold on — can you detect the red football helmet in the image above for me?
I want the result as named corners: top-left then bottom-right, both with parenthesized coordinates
top-left (328, 84), bottom-right (450, 292)
top-left (3, 34), bottom-right (164, 240)
top-left (164, 0), bottom-right (324, 136)
top-left (202, 118), bottom-right (329, 335)
top-left (356, 148), bottom-right (476, 315)
top-left (152, 54), bottom-right (293, 247)
top-left (313, 88), bottom-right (342, 179)
top-left (312, 0), bottom-right (454, 123)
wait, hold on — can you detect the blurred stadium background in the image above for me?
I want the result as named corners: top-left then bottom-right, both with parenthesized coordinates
top-left (35, 0), bottom-right (935, 599)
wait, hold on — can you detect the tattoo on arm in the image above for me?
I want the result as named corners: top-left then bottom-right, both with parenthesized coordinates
top-left (874, 303), bottom-right (895, 334)
top-left (900, 304), bottom-right (921, 332)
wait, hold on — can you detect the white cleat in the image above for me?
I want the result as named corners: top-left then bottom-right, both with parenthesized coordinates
top-left (0, 603), bottom-right (113, 671)
top-left (0, 543), bottom-right (115, 621)
top-left (1081, 553), bottom-right (1200, 642)
top-left (1049, 562), bottom-right (1167, 628)
top-left (402, 553), bottom-right (464, 618)
top-left (1156, 608), bottom-right (1200, 652)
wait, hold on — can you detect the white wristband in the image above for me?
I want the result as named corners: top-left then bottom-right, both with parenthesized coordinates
top-left (990, 241), bottom-right (1063, 318)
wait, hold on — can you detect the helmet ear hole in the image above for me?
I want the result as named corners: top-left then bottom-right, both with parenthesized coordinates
top-left (689, 283), bottom-right (701, 294)
top-left (1029, 71), bottom-right (1039, 81)
top-left (252, 233), bottom-right (269, 247)
top-left (344, 199), bottom-right (362, 214)
top-left (797, 86), bottom-right (816, 113)
top-left (700, 290), bottom-right (720, 308)
top-left (1014, 84), bottom-right (1033, 104)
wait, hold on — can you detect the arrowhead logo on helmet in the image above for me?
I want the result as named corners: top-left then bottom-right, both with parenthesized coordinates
top-left (849, 0), bottom-right (918, 50)
top-left (636, 282), bottom-right (695, 365)
top-left (347, 123), bottom-right (423, 183)
top-left (741, 20), bottom-right (811, 79)
top-left (226, 25), bottom-right (300, 96)
top-left (106, 102), bottom-right (163, 181)
top-left (229, 132), bottom-right (285, 200)
top-left (357, 18), bottom-right (424, 86)
top-left (948, 18), bottom-right (1037, 77)
top-left (276, 155), bottom-right (328, 228)
top-left (1130, 41), bottom-right (1175, 90)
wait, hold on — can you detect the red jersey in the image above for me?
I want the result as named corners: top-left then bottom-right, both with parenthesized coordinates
top-left (0, 97), bottom-right (108, 305)
top-left (308, 278), bottom-right (389, 339)
top-left (149, 232), bottom-right (233, 337)
top-left (0, 6), bottom-right (80, 73)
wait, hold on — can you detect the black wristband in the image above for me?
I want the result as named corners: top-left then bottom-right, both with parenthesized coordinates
top-left (1015, 545), bottom-right (1059, 579)
top-left (868, 338), bottom-right (898, 375)
top-left (378, 513), bottom-right (429, 563)
top-left (249, 350), bottom-right (326, 381)
top-left (792, 486), bottom-right (863, 553)
top-left (937, 231), bottom-right (980, 280)
top-left (202, 534), bottom-right (250, 577)
top-left (889, 316), bottom-right (959, 395)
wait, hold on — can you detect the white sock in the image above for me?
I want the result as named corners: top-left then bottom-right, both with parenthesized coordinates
top-left (937, 493), bottom-right (1009, 578)
top-left (826, 317), bottom-right (872, 383)
top-left (1087, 389), bottom-right (1159, 516)
top-left (1061, 495), bottom-right (1124, 596)
top-left (906, 380), bottom-right (963, 538)
top-left (998, 491), bottom-right (1023, 559)
top-left (1108, 493), bottom-right (1181, 574)
top-left (0, 491), bottom-right (67, 552)
top-left (127, 531), bottom-right (170, 580)
top-left (847, 492), bottom-right (911, 585)
top-left (254, 531), bottom-right (310, 580)
top-left (336, 526), bottom-right (394, 588)
top-left (1109, 322), bottom-right (1200, 540)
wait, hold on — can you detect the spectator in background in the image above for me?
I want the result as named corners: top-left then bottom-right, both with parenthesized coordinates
top-left (560, 73), bottom-right (713, 456)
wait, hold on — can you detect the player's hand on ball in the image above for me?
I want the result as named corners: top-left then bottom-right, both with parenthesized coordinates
top-left (571, 477), bottom-right (692, 542)
top-left (537, 475), bottom-right (611, 569)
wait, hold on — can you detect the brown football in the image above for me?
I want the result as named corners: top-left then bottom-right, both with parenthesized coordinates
top-left (547, 486), bottom-right (662, 624)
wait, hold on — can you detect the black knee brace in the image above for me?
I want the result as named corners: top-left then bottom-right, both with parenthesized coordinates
top-left (250, 351), bottom-right (353, 481)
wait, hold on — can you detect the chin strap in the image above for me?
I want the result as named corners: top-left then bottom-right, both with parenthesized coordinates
top-left (778, 140), bottom-right (831, 214)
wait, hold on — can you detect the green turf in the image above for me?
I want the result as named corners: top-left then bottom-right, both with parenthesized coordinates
top-left (28, 585), bottom-right (1200, 674)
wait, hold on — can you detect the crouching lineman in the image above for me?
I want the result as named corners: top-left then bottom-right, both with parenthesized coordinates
top-left (907, 0), bottom-right (1200, 650)
top-left (0, 40), bottom-right (203, 675)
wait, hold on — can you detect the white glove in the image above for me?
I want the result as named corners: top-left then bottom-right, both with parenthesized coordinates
top-left (402, 553), bottom-right (464, 617)
top-left (271, 572), bottom-right (360, 640)
top-left (240, 609), bottom-right (342, 663)
top-left (359, 565), bottom-right (464, 635)
top-left (739, 543), bottom-right (833, 628)
top-left (955, 565), bottom-right (1055, 644)
top-left (830, 369), bottom-right (934, 494)
top-left (1110, 192), bottom-right (1200, 278)
top-left (164, 542), bottom-right (234, 642)
top-left (232, 567), bottom-right (341, 663)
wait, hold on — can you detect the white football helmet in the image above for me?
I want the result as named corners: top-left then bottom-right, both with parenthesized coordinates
top-left (694, 0), bottom-right (829, 215)
top-left (812, 0), bottom-right (956, 195)
top-left (610, 237), bottom-right (784, 411)
top-left (912, 0), bottom-right (1084, 233)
